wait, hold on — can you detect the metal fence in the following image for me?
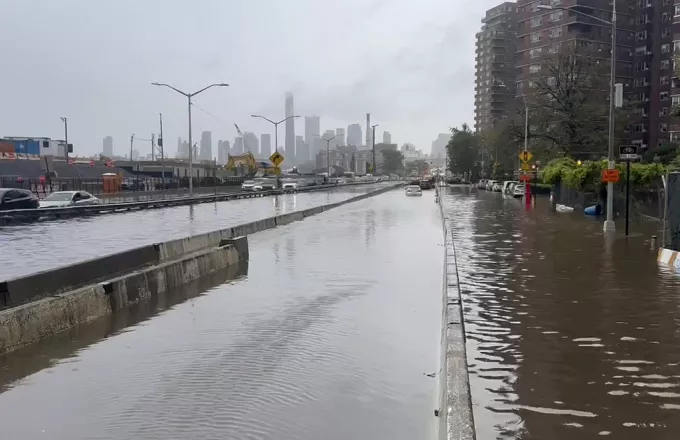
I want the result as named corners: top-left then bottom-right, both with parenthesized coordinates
top-left (0, 176), bottom-right (246, 198)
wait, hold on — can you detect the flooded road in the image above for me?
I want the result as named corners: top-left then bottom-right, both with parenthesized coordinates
top-left (0, 183), bottom-right (390, 279)
top-left (443, 186), bottom-right (680, 439)
top-left (0, 189), bottom-right (443, 440)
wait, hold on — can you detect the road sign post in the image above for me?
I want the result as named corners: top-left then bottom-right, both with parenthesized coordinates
top-left (618, 145), bottom-right (639, 237)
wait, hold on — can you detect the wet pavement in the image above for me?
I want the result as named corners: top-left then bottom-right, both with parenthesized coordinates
top-left (0, 188), bottom-right (443, 440)
top-left (0, 183), bottom-right (391, 279)
top-left (443, 186), bottom-right (680, 439)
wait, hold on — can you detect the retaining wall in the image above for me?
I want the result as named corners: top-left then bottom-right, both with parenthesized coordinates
top-left (436, 186), bottom-right (476, 440)
top-left (0, 182), bottom-right (400, 355)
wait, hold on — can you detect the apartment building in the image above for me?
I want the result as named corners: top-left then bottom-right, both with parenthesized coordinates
top-left (474, 2), bottom-right (519, 133)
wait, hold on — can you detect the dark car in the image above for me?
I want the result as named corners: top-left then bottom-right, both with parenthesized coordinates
top-left (419, 179), bottom-right (434, 190)
top-left (0, 188), bottom-right (39, 211)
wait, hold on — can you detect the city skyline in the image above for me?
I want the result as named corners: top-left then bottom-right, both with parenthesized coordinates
top-left (0, 0), bottom-right (491, 160)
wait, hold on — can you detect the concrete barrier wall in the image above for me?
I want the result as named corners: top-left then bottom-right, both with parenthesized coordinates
top-left (436, 186), bottom-right (476, 440)
top-left (0, 183), bottom-right (400, 355)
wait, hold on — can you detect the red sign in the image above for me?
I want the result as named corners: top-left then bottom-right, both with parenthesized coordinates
top-left (16, 176), bottom-right (24, 183)
top-left (39, 176), bottom-right (46, 184)
top-left (519, 174), bottom-right (531, 182)
top-left (601, 169), bottom-right (620, 183)
top-left (68, 159), bottom-right (75, 165)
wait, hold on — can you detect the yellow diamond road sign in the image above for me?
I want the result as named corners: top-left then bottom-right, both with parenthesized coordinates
top-left (520, 163), bottom-right (531, 171)
top-left (270, 151), bottom-right (284, 167)
top-left (519, 150), bottom-right (533, 163)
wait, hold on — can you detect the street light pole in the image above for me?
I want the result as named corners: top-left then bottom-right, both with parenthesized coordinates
top-left (538, 3), bottom-right (617, 231)
top-left (251, 114), bottom-right (300, 155)
top-left (151, 82), bottom-right (229, 196)
top-left (371, 123), bottom-right (379, 174)
top-left (317, 134), bottom-right (336, 177)
top-left (60, 117), bottom-right (69, 161)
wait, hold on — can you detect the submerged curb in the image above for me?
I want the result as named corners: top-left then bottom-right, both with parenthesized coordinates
top-left (436, 185), bottom-right (476, 440)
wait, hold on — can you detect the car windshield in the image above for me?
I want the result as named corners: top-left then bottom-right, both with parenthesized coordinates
top-left (43, 192), bottom-right (74, 201)
top-left (243, 181), bottom-right (255, 185)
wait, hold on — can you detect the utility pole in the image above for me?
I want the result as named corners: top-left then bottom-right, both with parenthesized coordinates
top-left (159, 113), bottom-right (165, 188)
top-left (60, 117), bottom-right (69, 161)
top-left (371, 123), bottom-right (379, 175)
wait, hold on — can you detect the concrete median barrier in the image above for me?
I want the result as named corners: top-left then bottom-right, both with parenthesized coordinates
top-left (0, 182), bottom-right (401, 355)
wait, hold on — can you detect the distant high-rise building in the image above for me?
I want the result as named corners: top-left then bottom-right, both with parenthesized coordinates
top-left (347, 124), bottom-right (362, 147)
top-left (296, 135), bottom-right (310, 163)
top-left (431, 134), bottom-right (449, 160)
top-left (261, 133), bottom-right (272, 158)
top-left (336, 128), bottom-right (346, 147)
top-left (217, 140), bottom-right (231, 164)
top-left (285, 92), bottom-right (295, 163)
top-left (102, 136), bottom-right (113, 157)
top-left (176, 137), bottom-right (190, 159)
top-left (383, 131), bottom-right (392, 144)
top-left (200, 131), bottom-right (212, 160)
top-left (305, 116), bottom-right (320, 158)
top-left (243, 132), bottom-right (259, 155)
top-left (233, 137), bottom-right (244, 155)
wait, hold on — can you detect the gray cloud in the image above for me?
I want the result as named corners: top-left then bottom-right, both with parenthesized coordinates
top-left (0, 0), bottom-right (503, 157)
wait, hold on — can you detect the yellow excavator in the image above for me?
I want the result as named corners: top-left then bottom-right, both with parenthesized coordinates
top-left (225, 152), bottom-right (280, 176)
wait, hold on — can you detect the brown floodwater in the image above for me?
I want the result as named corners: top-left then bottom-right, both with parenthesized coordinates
top-left (443, 186), bottom-right (680, 439)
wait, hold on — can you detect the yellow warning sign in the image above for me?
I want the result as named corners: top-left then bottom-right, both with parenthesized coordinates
top-left (519, 150), bottom-right (533, 163)
top-left (269, 151), bottom-right (284, 167)
top-left (520, 162), bottom-right (531, 171)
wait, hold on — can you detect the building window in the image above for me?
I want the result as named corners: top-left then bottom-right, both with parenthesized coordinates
top-left (530, 48), bottom-right (542, 58)
top-left (663, 28), bottom-right (671, 38)
top-left (529, 64), bottom-right (541, 73)
top-left (635, 46), bottom-right (647, 55)
top-left (672, 95), bottom-right (680, 106)
top-left (549, 27), bottom-right (562, 38)
top-left (550, 0), bottom-right (563, 5)
top-left (662, 43), bottom-right (671, 54)
top-left (635, 61), bottom-right (648, 72)
top-left (661, 123), bottom-right (669, 132)
top-left (548, 43), bottom-right (561, 54)
top-left (664, 0), bottom-right (671, 6)
top-left (660, 107), bottom-right (669, 116)
top-left (634, 124), bottom-right (645, 133)
top-left (674, 41), bottom-right (680, 52)
top-left (662, 12), bottom-right (671, 22)
top-left (531, 17), bottom-right (541, 27)
top-left (661, 76), bottom-right (670, 85)
top-left (530, 32), bottom-right (541, 43)
top-left (662, 59), bottom-right (670, 70)
top-left (661, 91), bottom-right (669, 101)
top-left (675, 5), bottom-right (680, 16)
top-left (547, 77), bottom-right (557, 86)
top-left (636, 14), bottom-right (649, 25)
top-left (671, 132), bottom-right (680, 142)
top-left (550, 10), bottom-right (563, 22)
top-left (636, 30), bottom-right (647, 41)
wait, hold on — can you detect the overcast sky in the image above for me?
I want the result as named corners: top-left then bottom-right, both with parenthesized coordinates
top-left (2, 0), bottom-right (501, 159)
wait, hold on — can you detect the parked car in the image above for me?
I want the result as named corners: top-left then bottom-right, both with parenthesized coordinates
top-left (492, 182), bottom-right (502, 192)
top-left (0, 188), bottom-right (39, 210)
top-left (241, 180), bottom-right (261, 191)
top-left (477, 179), bottom-right (487, 189)
top-left (513, 183), bottom-right (526, 198)
top-left (282, 178), bottom-right (305, 191)
top-left (39, 191), bottom-right (100, 208)
top-left (485, 180), bottom-right (497, 191)
top-left (502, 181), bottom-right (519, 195)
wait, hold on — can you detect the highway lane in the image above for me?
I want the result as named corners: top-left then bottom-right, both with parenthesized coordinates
top-left (0, 188), bottom-right (443, 440)
top-left (0, 183), bottom-right (392, 279)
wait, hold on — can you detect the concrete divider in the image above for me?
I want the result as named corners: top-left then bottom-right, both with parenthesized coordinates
top-left (436, 186), bottom-right (476, 440)
top-left (0, 182), bottom-right (400, 355)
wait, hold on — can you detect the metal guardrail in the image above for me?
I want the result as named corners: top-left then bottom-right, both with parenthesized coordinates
top-left (0, 181), bottom-right (387, 225)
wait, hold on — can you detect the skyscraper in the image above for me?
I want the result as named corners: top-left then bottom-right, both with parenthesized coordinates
top-left (347, 124), bottom-right (362, 147)
top-left (474, 2), bottom-right (518, 133)
top-left (383, 131), bottom-right (392, 144)
top-left (217, 140), bottom-right (231, 163)
top-left (296, 135), bottom-right (309, 163)
top-left (336, 128), bottom-right (346, 147)
top-left (233, 137), bottom-right (244, 155)
top-left (243, 132), bottom-right (259, 155)
top-left (261, 133), bottom-right (272, 158)
top-left (285, 92), bottom-right (295, 163)
top-left (102, 136), bottom-right (113, 157)
top-left (305, 116), bottom-right (320, 157)
top-left (200, 131), bottom-right (212, 160)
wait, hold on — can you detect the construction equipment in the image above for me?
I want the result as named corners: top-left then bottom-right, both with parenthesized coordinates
top-left (226, 152), bottom-right (280, 176)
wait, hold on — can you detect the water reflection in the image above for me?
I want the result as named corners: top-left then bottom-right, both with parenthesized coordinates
top-left (443, 188), bottom-right (680, 439)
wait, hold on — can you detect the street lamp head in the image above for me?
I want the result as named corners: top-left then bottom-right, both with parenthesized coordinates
top-left (217, 83), bottom-right (229, 87)
top-left (151, 82), bottom-right (161, 86)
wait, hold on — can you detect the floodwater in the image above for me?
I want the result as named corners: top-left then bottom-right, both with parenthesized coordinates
top-left (0, 183), bottom-right (391, 279)
top-left (442, 186), bottom-right (680, 439)
top-left (0, 189), bottom-right (443, 440)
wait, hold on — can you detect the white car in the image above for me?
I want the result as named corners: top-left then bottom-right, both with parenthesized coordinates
top-left (241, 180), bottom-right (262, 191)
top-left (485, 180), bottom-right (496, 191)
top-left (503, 181), bottom-right (519, 195)
top-left (40, 191), bottom-right (100, 208)
top-left (513, 183), bottom-right (525, 198)
top-left (405, 185), bottom-right (422, 196)
top-left (282, 178), bottom-right (304, 191)
top-left (492, 182), bottom-right (502, 192)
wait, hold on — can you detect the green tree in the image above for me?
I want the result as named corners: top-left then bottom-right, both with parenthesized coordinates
top-left (405, 159), bottom-right (428, 176)
top-left (446, 123), bottom-right (479, 176)
top-left (381, 149), bottom-right (404, 174)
